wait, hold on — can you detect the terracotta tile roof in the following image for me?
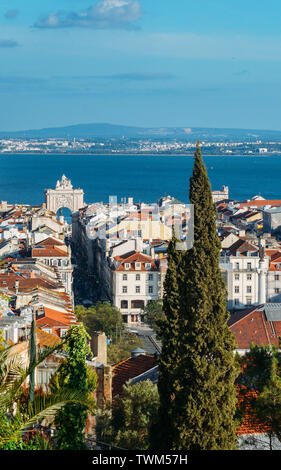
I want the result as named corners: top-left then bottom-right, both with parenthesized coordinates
top-left (239, 200), bottom-right (281, 209)
top-left (267, 251), bottom-right (281, 271)
top-left (36, 327), bottom-right (61, 348)
top-left (0, 273), bottom-right (57, 292)
top-left (42, 306), bottom-right (77, 324)
top-left (228, 306), bottom-right (259, 328)
top-left (236, 386), bottom-right (271, 435)
top-left (36, 316), bottom-right (69, 329)
top-left (228, 305), bottom-right (281, 349)
top-left (227, 239), bottom-right (258, 256)
top-left (32, 247), bottom-right (68, 257)
top-left (114, 251), bottom-right (158, 272)
top-left (34, 237), bottom-right (65, 247)
top-left (36, 306), bottom-right (78, 337)
top-left (112, 354), bottom-right (157, 397)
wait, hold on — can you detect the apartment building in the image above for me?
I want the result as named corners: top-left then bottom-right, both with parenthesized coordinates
top-left (111, 252), bottom-right (162, 323)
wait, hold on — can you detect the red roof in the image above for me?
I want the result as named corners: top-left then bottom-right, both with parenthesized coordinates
top-left (36, 327), bottom-right (61, 348)
top-left (267, 251), bottom-right (281, 271)
top-left (32, 247), bottom-right (68, 258)
top-left (34, 237), bottom-right (65, 247)
top-left (114, 251), bottom-right (158, 272)
top-left (238, 200), bottom-right (281, 209)
top-left (112, 354), bottom-right (157, 397)
top-left (228, 305), bottom-right (281, 349)
top-left (236, 386), bottom-right (271, 435)
top-left (0, 273), bottom-right (57, 292)
top-left (227, 239), bottom-right (258, 256)
top-left (36, 306), bottom-right (78, 337)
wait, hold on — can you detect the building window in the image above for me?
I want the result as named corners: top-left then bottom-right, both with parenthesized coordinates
top-left (234, 299), bottom-right (239, 305)
top-left (123, 274), bottom-right (127, 281)
top-left (136, 274), bottom-right (141, 281)
top-left (275, 288), bottom-right (280, 294)
top-left (135, 262), bottom-right (141, 270)
top-left (247, 262), bottom-right (252, 271)
top-left (275, 275), bottom-right (280, 281)
top-left (125, 263), bottom-right (130, 270)
top-left (246, 297), bottom-right (252, 305)
top-left (122, 286), bottom-right (127, 293)
top-left (247, 274), bottom-right (252, 281)
top-left (136, 286), bottom-right (141, 293)
top-left (131, 300), bottom-right (145, 309)
top-left (235, 274), bottom-right (240, 280)
top-left (149, 286), bottom-right (153, 294)
top-left (121, 300), bottom-right (128, 309)
top-left (247, 286), bottom-right (252, 293)
top-left (148, 274), bottom-right (154, 281)
top-left (145, 263), bottom-right (151, 270)
top-left (235, 286), bottom-right (239, 293)
top-left (235, 263), bottom-right (239, 271)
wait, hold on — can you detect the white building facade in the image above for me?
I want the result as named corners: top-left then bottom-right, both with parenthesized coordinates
top-left (112, 252), bottom-right (161, 324)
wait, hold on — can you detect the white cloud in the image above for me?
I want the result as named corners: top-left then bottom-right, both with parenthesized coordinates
top-left (35, 0), bottom-right (142, 30)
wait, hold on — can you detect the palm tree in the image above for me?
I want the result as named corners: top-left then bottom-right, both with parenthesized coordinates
top-left (0, 335), bottom-right (95, 448)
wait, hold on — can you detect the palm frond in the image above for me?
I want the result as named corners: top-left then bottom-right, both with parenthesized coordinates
top-left (8, 389), bottom-right (96, 441)
top-left (0, 338), bottom-right (67, 411)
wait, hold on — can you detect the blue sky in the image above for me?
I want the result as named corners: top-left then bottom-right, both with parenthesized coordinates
top-left (1, 0), bottom-right (281, 131)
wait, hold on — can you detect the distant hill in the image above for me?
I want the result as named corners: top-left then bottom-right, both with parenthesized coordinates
top-left (1, 123), bottom-right (281, 142)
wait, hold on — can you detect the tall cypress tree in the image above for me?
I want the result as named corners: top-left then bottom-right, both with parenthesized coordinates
top-left (150, 233), bottom-right (185, 448)
top-left (153, 143), bottom-right (239, 450)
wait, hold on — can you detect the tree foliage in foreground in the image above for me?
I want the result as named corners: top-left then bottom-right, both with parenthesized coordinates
top-left (0, 335), bottom-right (93, 450)
top-left (152, 144), bottom-right (239, 450)
top-left (237, 343), bottom-right (281, 448)
top-left (96, 380), bottom-right (159, 450)
top-left (54, 324), bottom-right (97, 450)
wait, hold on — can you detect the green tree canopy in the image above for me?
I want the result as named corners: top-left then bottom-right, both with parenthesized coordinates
top-left (75, 302), bottom-right (124, 341)
top-left (97, 380), bottom-right (159, 450)
top-left (237, 344), bottom-right (281, 392)
top-left (142, 299), bottom-right (165, 338)
top-left (107, 332), bottom-right (144, 365)
top-left (254, 357), bottom-right (281, 447)
top-left (237, 343), bottom-right (281, 448)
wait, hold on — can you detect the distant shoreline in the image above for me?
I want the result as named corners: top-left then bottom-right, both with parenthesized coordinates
top-left (0, 152), bottom-right (280, 157)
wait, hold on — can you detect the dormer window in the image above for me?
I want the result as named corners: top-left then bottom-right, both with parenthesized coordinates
top-left (135, 262), bottom-right (141, 270)
top-left (125, 263), bottom-right (131, 270)
top-left (145, 263), bottom-right (151, 270)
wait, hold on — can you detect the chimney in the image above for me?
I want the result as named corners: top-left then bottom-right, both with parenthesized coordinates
top-left (91, 332), bottom-right (107, 365)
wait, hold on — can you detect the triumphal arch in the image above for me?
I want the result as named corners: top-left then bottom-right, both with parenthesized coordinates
top-left (45, 174), bottom-right (84, 214)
